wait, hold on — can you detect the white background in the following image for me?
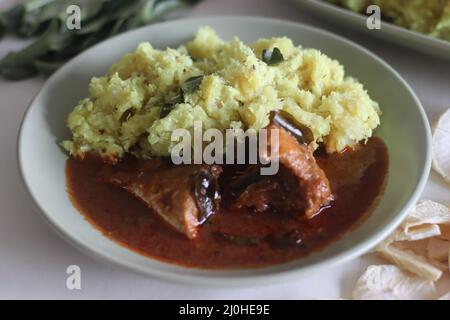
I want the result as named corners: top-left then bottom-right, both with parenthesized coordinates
top-left (0, 0), bottom-right (449, 299)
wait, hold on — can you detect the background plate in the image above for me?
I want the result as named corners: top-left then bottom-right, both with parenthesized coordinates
top-left (292, 0), bottom-right (450, 61)
top-left (18, 16), bottom-right (431, 286)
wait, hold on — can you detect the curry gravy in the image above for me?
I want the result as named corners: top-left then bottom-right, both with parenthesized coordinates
top-left (66, 137), bottom-right (388, 269)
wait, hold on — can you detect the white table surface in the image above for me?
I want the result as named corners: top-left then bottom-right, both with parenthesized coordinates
top-left (1, 0), bottom-right (449, 299)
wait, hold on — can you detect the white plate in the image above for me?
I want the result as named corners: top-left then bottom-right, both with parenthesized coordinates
top-left (18, 16), bottom-right (431, 286)
top-left (293, 0), bottom-right (450, 61)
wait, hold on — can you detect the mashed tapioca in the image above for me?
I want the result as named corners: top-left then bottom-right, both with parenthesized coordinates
top-left (62, 27), bottom-right (380, 161)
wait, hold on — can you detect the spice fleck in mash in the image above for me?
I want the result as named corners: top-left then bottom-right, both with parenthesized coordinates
top-left (62, 27), bottom-right (380, 162)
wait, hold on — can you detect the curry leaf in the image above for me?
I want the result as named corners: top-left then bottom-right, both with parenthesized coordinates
top-left (20, 1), bottom-right (68, 37)
top-left (0, 19), bottom-right (60, 71)
top-left (271, 110), bottom-right (314, 145)
top-left (0, 5), bottom-right (25, 35)
top-left (33, 58), bottom-right (63, 75)
top-left (0, 65), bottom-right (37, 80)
top-left (181, 75), bottom-right (204, 94)
top-left (160, 93), bottom-right (184, 118)
top-left (262, 47), bottom-right (284, 65)
top-left (160, 75), bottom-right (203, 118)
top-left (160, 103), bottom-right (174, 118)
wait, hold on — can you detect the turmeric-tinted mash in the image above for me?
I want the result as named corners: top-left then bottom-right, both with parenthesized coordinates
top-left (62, 27), bottom-right (380, 161)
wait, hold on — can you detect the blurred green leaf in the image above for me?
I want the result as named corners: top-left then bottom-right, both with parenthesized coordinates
top-left (1, 19), bottom-right (60, 70)
top-left (0, 5), bottom-right (25, 34)
top-left (34, 58), bottom-right (63, 75)
top-left (0, 0), bottom-right (202, 80)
